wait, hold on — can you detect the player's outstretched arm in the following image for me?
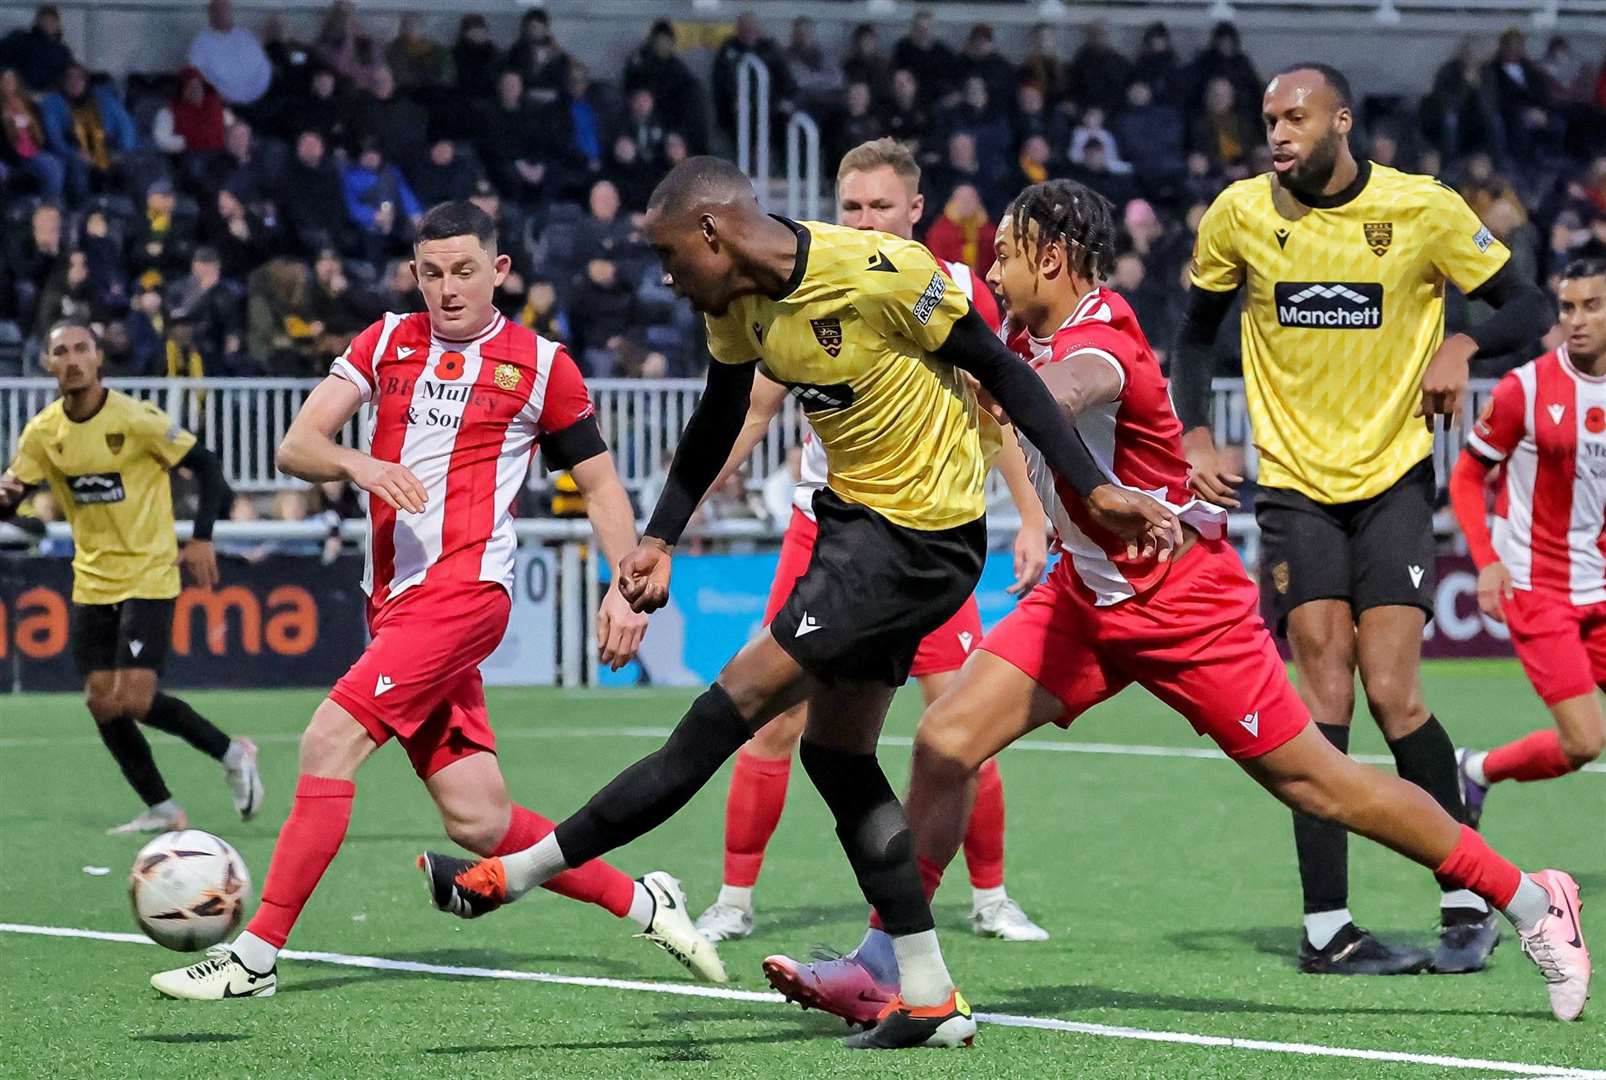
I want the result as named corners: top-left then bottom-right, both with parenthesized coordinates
top-left (276, 375), bottom-right (427, 513)
top-left (934, 308), bottom-right (1182, 559)
top-left (993, 425), bottom-right (1048, 595)
top-left (620, 358), bottom-right (759, 613)
top-left (1171, 285), bottom-right (1244, 507)
top-left (568, 448), bottom-right (650, 670)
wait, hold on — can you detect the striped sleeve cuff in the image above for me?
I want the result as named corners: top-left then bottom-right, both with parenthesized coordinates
top-left (1466, 431), bottom-right (1507, 462)
top-left (330, 358), bottom-right (373, 403)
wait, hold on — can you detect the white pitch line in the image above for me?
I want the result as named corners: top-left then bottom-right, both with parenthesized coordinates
top-left (2, 922), bottom-right (1602, 1077)
top-left (0, 726), bottom-right (1602, 774)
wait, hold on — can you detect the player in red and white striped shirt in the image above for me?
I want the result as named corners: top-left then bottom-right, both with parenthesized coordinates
top-left (1449, 258), bottom-right (1606, 821)
top-left (151, 202), bottom-right (724, 1002)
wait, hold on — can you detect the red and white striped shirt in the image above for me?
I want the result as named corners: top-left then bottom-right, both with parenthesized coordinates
top-left (1468, 346), bottom-right (1606, 604)
top-left (793, 259), bottom-right (1001, 517)
top-left (331, 311), bottom-right (594, 607)
top-left (1007, 288), bottom-right (1226, 605)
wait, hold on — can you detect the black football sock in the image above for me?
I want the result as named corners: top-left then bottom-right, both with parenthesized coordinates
top-left (1386, 715), bottom-right (1488, 920)
top-left (139, 693), bottom-right (232, 760)
top-left (97, 715), bottom-right (172, 807)
top-left (554, 684), bottom-right (752, 865)
top-left (798, 740), bottom-right (934, 937)
top-left (1294, 722), bottom-right (1352, 922)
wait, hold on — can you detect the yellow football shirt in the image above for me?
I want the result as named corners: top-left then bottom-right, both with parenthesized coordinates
top-left (8, 389), bottom-right (197, 603)
top-left (705, 219), bottom-right (1000, 531)
top-left (1191, 160), bottom-right (1511, 503)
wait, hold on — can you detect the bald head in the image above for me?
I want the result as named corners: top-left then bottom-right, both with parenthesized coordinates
top-left (647, 156), bottom-right (758, 223)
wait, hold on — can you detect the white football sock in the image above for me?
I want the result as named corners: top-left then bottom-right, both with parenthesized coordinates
top-left (1440, 889), bottom-right (1490, 915)
top-left (971, 885), bottom-right (1007, 913)
top-left (231, 931), bottom-right (278, 974)
top-left (626, 881), bottom-right (655, 931)
top-left (149, 798), bottom-right (180, 817)
top-left (1303, 908), bottom-right (1353, 951)
top-left (1502, 874), bottom-right (1551, 934)
top-left (501, 834), bottom-right (570, 901)
top-left (222, 741), bottom-right (247, 770)
top-left (891, 929), bottom-right (953, 1007)
top-left (1465, 750), bottom-right (1490, 787)
top-left (717, 884), bottom-right (753, 912)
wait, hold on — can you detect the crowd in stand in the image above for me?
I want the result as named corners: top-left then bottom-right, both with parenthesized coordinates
top-left (1, 0), bottom-right (1604, 387)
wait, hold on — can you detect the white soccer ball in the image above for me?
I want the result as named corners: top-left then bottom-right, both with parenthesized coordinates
top-left (128, 830), bottom-right (252, 952)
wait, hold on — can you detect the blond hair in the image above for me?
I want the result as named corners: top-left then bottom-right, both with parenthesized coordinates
top-left (836, 137), bottom-right (921, 192)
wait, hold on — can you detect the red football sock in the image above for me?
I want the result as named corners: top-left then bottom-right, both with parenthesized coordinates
top-left (1484, 729), bottom-right (1575, 783)
top-left (963, 758), bottom-right (1006, 889)
top-left (246, 775), bottom-right (355, 948)
top-left (495, 804), bottom-right (635, 919)
top-left (1434, 824), bottom-right (1522, 909)
top-left (721, 751), bottom-right (791, 888)
top-left (869, 855), bottom-right (947, 931)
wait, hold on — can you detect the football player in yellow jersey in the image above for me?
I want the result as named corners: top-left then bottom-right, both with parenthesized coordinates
top-left (1, 320), bottom-right (262, 835)
top-left (1172, 65), bottom-right (1554, 976)
top-left (421, 156), bottom-right (1181, 1051)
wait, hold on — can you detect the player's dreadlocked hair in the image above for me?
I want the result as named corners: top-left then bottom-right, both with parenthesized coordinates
top-left (1005, 179), bottom-right (1118, 282)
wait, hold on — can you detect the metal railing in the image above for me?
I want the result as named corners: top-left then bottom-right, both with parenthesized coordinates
top-left (735, 53), bottom-right (770, 205)
top-left (1, 375), bottom-right (1501, 499)
top-left (787, 112), bottom-right (822, 223)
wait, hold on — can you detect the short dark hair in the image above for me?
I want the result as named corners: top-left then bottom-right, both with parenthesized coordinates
top-left (647, 155), bottom-right (754, 217)
top-left (1562, 257), bottom-right (1606, 282)
top-left (193, 245), bottom-right (221, 265)
top-left (1275, 62), bottom-right (1353, 110)
top-left (415, 200), bottom-right (497, 252)
top-left (46, 316), bottom-right (99, 347)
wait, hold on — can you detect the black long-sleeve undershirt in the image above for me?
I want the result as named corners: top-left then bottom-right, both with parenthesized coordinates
top-left (1463, 260), bottom-right (1552, 358)
top-left (177, 443), bottom-right (233, 542)
top-left (1170, 285), bottom-right (1239, 432)
top-left (643, 359), bottom-right (758, 546)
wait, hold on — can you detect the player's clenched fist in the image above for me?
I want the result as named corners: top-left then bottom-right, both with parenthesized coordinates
top-left (1416, 336), bottom-right (1475, 431)
top-left (1476, 561), bottom-right (1515, 624)
top-left (1086, 484), bottom-right (1183, 562)
top-left (346, 456), bottom-right (428, 514)
top-left (619, 538), bottom-right (674, 613)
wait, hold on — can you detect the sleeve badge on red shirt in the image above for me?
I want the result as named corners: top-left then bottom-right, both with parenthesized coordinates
top-left (494, 363), bottom-right (521, 391)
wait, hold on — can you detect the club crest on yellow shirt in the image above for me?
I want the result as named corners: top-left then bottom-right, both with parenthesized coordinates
top-left (494, 363), bottom-right (520, 391)
top-left (810, 318), bottom-right (843, 358)
top-left (1363, 221), bottom-right (1392, 257)
top-left (104, 432), bottom-right (125, 454)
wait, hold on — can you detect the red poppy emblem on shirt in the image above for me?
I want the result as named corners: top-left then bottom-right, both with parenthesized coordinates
top-left (1587, 406), bottom-right (1605, 434)
top-left (434, 351), bottom-right (466, 380)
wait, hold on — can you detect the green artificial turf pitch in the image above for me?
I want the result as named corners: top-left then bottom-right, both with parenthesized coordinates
top-left (2, 662), bottom-right (1603, 1079)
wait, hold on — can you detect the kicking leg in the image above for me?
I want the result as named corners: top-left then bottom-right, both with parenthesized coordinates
top-left (87, 670), bottom-right (184, 834)
top-left (130, 674), bottom-right (264, 822)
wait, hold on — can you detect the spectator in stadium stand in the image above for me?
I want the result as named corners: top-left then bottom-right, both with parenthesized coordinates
top-left (1189, 76), bottom-right (1256, 174)
top-left (186, 0), bottom-right (272, 108)
top-left (410, 138), bottom-right (481, 208)
top-left (474, 70), bottom-right (551, 203)
top-left (508, 9), bottom-right (573, 108)
top-left (102, 285), bottom-right (165, 376)
top-left (0, 4), bottom-right (73, 95)
top-left (925, 131), bottom-right (999, 222)
top-left (152, 68), bottom-right (228, 157)
top-left (568, 255), bottom-right (639, 377)
top-left (352, 65), bottom-right (427, 178)
top-left (603, 134), bottom-right (658, 215)
top-left (196, 119), bottom-right (270, 205)
top-left (1133, 21), bottom-right (1183, 106)
top-left (623, 89), bottom-right (667, 167)
top-left (1424, 39), bottom-right (1499, 159)
top-left (340, 139), bottom-right (422, 261)
top-left (1013, 82), bottom-right (1070, 160)
top-left (0, 68), bottom-right (66, 199)
top-left (166, 245), bottom-right (242, 369)
top-left (948, 76), bottom-right (1012, 192)
top-left (711, 12), bottom-right (795, 146)
top-left (1069, 107), bottom-right (1132, 177)
top-left (893, 10), bottom-right (958, 107)
top-left (1115, 79), bottom-right (1185, 189)
top-left (515, 277), bottom-right (568, 342)
top-left (467, 178), bottom-right (532, 285)
top-left (547, 63), bottom-right (617, 198)
top-left (41, 62), bottom-right (139, 201)
top-left (923, 183), bottom-right (996, 279)
top-left (1066, 23), bottom-right (1134, 118)
top-left (957, 25), bottom-right (1016, 116)
top-left (841, 24), bottom-right (890, 106)
top-left (1487, 28), bottom-right (1557, 161)
top-left (1187, 22), bottom-right (1262, 113)
top-left (246, 257), bottom-right (320, 375)
top-left (1068, 138), bottom-right (1140, 207)
top-left (829, 83), bottom-right (883, 168)
top-left (879, 69), bottom-right (928, 157)
top-left (1020, 23), bottom-right (1066, 105)
top-left (376, 257), bottom-right (422, 315)
top-left (314, 0), bottom-right (383, 95)
top-left (32, 248), bottom-right (106, 341)
top-left (1008, 134), bottom-right (1057, 193)
top-left (282, 130), bottom-right (350, 256)
top-left (384, 14), bottom-right (452, 94)
top-left (127, 180), bottom-right (198, 292)
top-left (786, 16), bottom-right (843, 114)
top-left (1112, 250), bottom-right (1175, 360)
top-left (9, 202), bottom-right (63, 329)
top-left (202, 187), bottom-right (283, 282)
top-left (623, 20), bottom-right (707, 154)
top-left (307, 247), bottom-right (376, 353)
top-left (451, 14), bottom-right (501, 105)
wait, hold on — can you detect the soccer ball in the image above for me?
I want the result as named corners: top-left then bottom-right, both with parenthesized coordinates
top-left (128, 830), bottom-right (252, 952)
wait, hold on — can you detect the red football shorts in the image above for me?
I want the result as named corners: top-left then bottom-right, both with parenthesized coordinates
top-left (980, 537), bottom-right (1308, 759)
top-left (329, 579), bottom-right (511, 779)
top-left (1503, 587), bottom-right (1606, 705)
top-left (764, 506), bottom-right (982, 678)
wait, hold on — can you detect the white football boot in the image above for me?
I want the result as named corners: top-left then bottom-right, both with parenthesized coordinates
top-left (151, 944), bottom-right (277, 1000)
top-left (971, 896), bottom-right (1050, 942)
top-left (640, 871), bottom-right (727, 984)
top-left (695, 901), bottom-right (755, 944)
top-left (223, 738), bottom-right (264, 821)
